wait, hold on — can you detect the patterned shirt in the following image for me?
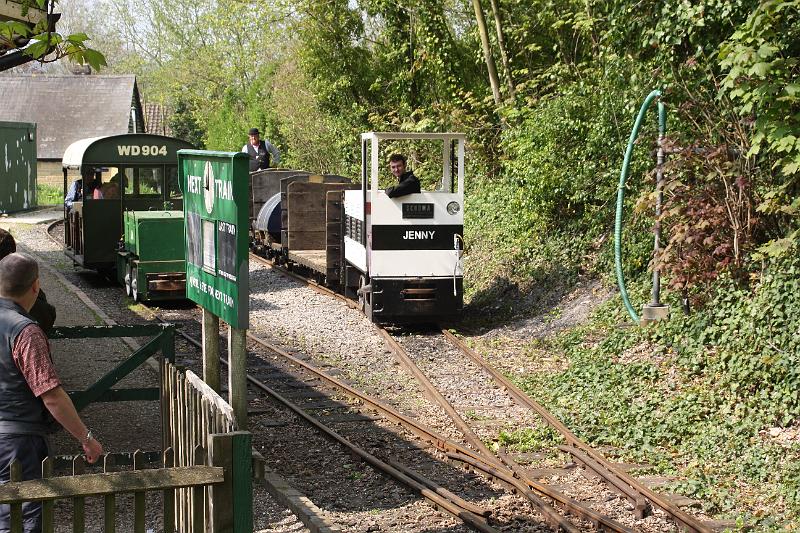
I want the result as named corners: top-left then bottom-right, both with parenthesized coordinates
top-left (12, 324), bottom-right (60, 397)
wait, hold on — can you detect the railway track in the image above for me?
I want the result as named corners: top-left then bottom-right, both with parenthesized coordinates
top-left (166, 316), bottom-right (510, 532)
top-left (247, 253), bottom-right (726, 533)
top-left (44, 219), bottom-right (725, 531)
top-left (162, 311), bottom-right (634, 531)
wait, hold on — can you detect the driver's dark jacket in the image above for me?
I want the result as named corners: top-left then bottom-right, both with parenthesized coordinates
top-left (386, 171), bottom-right (421, 198)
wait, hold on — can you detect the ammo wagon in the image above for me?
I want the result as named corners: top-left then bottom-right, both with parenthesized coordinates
top-left (117, 210), bottom-right (186, 301)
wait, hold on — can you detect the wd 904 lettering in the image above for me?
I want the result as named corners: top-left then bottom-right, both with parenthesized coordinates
top-left (117, 145), bottom-right (168, 157)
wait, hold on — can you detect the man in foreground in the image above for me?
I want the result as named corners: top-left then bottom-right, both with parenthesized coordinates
top-left (0, 230), bottom-right (56, 333)
top-left (0, 253), bottom-right (103, 533)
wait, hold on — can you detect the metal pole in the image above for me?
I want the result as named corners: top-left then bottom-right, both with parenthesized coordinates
top-left (651, 102), bottom-right (666, 306)
top-left (228, 325), bottom-right (248, 430)
top-left (202, 308), bottom-right (220, 393)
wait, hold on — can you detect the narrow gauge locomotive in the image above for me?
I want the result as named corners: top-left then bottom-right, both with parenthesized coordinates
top-left (252, 132), bottom-right (465, 323)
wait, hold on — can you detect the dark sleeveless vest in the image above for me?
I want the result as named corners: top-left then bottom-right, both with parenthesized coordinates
top-left (246, 141), bottom-right (270, 172)
top-left (0, 298), bottom-right (55, 436)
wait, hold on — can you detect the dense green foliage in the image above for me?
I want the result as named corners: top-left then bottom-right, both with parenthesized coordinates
top-left (720, 0), bottom-right (800, 256)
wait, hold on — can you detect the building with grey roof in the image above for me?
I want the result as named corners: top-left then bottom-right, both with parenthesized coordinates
top-left (0, 74), bottom-right (145, 187)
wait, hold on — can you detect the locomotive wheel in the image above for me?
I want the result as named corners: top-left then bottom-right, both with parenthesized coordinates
top-left (131, 266), bottom-right (140, 302)
top-left (124, 262), bottom-right (133, 297)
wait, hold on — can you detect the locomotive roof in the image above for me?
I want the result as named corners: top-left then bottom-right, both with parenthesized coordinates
top-left (62, 133), bottom-right (194, 169)
top-left (361, 132), bottom-right (466, 141)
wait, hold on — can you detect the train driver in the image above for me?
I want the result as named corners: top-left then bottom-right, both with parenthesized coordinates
top-left (242, 127), bottom-right (281, 172)
top-left (385, 153), bottom-right (420, 198)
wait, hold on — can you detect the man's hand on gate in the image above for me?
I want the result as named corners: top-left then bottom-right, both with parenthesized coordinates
top-left (83, 437), bottom-right (103, 464)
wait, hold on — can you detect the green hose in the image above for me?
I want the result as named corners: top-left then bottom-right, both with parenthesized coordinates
top-left (615, 90), bottom-right (663, 323)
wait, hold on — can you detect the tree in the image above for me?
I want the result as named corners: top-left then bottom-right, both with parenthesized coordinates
top-left (470, 0), bottom-right (501, 105)
top-left (487, 0), bottom-right (514, 98)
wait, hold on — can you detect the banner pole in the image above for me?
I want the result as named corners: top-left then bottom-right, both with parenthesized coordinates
top-left (202, 307), bottom-right (221, 393)
top-left (228, 325), bottom-right (248, 429)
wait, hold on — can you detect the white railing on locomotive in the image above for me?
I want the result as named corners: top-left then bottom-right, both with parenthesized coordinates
top-left (360, 132), bottom-right (466, 197)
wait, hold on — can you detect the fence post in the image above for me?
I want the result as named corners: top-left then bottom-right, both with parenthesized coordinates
top-left (103, 455), bottom-right (116, 533)
top-left (9, 459), bottom-right (22, 533)
top-left (41, 457), bottom-right (54, 532)
top-left (208, 431), bottom-right (252, 533)
top-left (72, 457), bottom-right (85, 533)
top-left (161, 325), bottom-right (175, 364)
top-left (162, 448), bottom-right (175, 533)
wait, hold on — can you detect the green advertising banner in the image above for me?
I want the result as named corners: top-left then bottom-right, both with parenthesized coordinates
top-left (178, 150), bottom-right (249, 328)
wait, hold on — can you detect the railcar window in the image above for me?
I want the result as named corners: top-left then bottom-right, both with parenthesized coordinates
top-left (137, 167), bottom-right (162, 196)
top-left (166, 167), bottom-right (182, 199)
top-left (123, 168), bottom-right (135, 196)
top-left (86, 167), bottom-right (122, 200)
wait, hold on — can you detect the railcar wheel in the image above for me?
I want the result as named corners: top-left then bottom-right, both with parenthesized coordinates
top-left (124, 262), bottom-right (133, 297)
top-left (131, 266), bottom-right (140, 302)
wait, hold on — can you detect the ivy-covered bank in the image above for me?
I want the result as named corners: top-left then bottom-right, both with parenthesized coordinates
top-left (489, 253), bottom-right (799, 529)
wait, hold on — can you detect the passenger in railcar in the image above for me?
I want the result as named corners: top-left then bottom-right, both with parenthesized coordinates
top-left (63, 178), bottom-right (82, 210)
top-left (242, 127), bottom-right (281, 172)
top-left (64, 168), bottom-right (93, 210)
top-left (90, 175), bottom-right (106, 200)
top-left (0, 230), bottom-right (56, 334)
top-left (99, 173), bottom-right (121, 199)
top-left (385, 153), bottom-right (420, 198)
top-left (0, 253), bottom-right (103, 533)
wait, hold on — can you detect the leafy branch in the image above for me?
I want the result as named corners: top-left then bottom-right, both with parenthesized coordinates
top-left (0, 0), bottom-right (106, 70)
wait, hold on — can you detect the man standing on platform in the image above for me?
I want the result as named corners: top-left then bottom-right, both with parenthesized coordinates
top-left (0, 253), bottom-right (103, 533)
top-left (242, 127), bottom-right (281, 172)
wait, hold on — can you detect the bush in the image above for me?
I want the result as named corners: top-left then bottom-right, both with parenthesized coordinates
top-left (465, 67), bottom-right (658, 306)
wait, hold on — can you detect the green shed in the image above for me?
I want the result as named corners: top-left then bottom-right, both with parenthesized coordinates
top-left (0, 121), bottom-right (37, 213)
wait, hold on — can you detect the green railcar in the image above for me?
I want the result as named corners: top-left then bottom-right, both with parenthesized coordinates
top-left (62, 134), bottom-right (194, 273)
top-left (116, 210), bottom-right (186, 301)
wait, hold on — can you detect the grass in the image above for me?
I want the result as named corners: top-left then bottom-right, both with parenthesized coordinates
top-left (37, 184), bottom-right (62, 206)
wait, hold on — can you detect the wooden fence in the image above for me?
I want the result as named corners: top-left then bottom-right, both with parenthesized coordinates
top-left (0, 331), bottom-right (252, 532)
top-left (0, 446), bottom-right (230, 532)
top-left (161, 360), bottom-right (253, 532)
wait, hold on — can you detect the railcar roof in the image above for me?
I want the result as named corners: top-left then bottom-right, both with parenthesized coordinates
top-left (62, 133), bottom-right (193, 169)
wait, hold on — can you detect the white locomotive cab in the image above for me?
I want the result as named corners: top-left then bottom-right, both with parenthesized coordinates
top-left (344, 132), bottom-right (466, 322)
